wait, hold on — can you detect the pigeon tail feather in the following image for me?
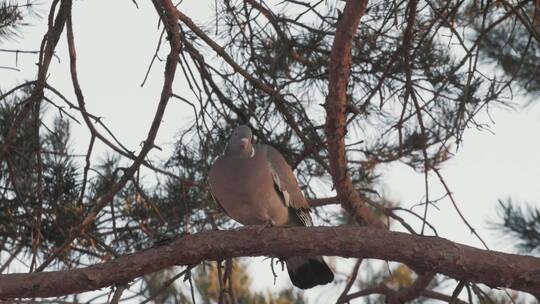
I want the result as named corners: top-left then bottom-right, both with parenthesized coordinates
top-left (286, 257), bottom-right (334, 289)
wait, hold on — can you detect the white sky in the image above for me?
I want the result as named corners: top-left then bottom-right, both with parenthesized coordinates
top-left (1, 0), bottom-right (540, 303)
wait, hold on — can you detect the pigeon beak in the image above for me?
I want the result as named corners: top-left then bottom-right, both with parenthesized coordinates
top-left (240, 138), bottom-right (250, 149)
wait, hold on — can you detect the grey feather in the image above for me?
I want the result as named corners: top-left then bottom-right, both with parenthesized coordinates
top-left (208, 125), bottom-right (334, 289)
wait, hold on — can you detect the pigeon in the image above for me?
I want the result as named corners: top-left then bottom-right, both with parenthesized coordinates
top-left (209, 125), bottom-right (334, 289)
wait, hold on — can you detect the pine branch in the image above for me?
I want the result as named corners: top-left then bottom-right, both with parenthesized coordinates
top-left (0, 226), bottom-right (539, 298)
top-left (496, 199), bottom-right (540, 253)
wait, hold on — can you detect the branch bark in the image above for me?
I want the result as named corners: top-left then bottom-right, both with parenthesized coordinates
top-left (0, 227), bottom-right (539, 298)
top-left (324, 0), bottom-right (384, 227)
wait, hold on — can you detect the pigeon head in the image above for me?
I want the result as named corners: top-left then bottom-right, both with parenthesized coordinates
top-left (225, 125), bottom-right (254, 158)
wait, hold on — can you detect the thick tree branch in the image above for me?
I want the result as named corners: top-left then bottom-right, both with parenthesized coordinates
top-left (0, 227), bottom-right (539, 298)
top-left (321, 20), bottom-right (437, 304)
top-left (307, 196), bottom-right (340, 207)
top-left (324, 0), bottom-right (384, 227)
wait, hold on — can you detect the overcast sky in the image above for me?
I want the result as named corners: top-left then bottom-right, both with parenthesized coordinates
top-left (1, 1), bottom-right (540, 303)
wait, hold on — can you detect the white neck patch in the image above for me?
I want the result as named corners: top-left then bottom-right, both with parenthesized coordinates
top-left (249, 147), bottom-right (255, 158)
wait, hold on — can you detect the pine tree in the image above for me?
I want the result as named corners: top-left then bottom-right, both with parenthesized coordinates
top-left (1, 0), bottom-right (540, 302)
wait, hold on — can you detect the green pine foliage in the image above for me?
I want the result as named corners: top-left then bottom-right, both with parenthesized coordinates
top-left (467, 2), bottom-right (540, 96)
top-left (0, 94), bottom-right (81, 264)
top-left (495, 199), bottom-right (540, 254)
top-left (0, 1), bottom-right (37, 41)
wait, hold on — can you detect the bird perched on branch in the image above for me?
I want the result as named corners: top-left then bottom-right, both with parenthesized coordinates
top-left (209, 125), bottom-right (334, 289)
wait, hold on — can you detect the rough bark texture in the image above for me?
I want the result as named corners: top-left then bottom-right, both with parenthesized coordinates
top-left (0, 227), bottom-right (539, 298)
top-left (324, 0), bottom-right (384, 228)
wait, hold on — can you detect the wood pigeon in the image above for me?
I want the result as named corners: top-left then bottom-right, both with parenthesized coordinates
top-left (209, 125), bottom-right (334, 289)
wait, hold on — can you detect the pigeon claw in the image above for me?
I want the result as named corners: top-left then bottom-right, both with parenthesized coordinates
top-left (256, 219), bottom-right (275, 235)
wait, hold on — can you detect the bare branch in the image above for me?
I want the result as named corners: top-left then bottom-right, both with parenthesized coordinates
top-left (34, 0), bottom-right (182, 271)
top-left (341, 282), bottom-right (469, 304)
